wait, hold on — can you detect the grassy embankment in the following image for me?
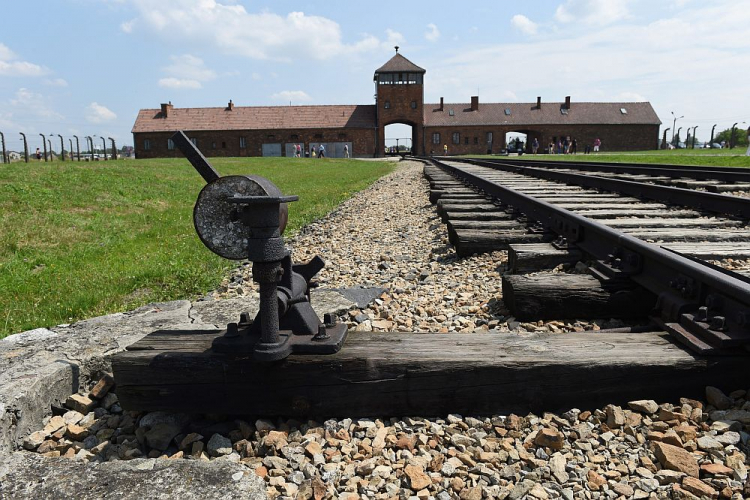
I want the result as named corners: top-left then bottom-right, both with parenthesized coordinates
top-left (0, 157), bottom-right (394, 338)
top-left (468, 148), bottom-right (750, 168)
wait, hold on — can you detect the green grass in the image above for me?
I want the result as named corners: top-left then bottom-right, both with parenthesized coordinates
top-left (0, 157), bottom-right (394, 338)
top-left (465, 149), bottom-right (750, 168)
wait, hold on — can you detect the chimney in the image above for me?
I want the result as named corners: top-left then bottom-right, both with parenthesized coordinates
top-left (564, 96), bottom-right (571, 109)
top-left (536, 96), bottom-right (541, 109)
top-left (160, 102), bottom-right (173, 118)
top-left (439, 97), bottom-right (444, 111)
top-left (471, 96), bottom-right (479, 111)
top-left (227, 100), bottom-right (234, 111)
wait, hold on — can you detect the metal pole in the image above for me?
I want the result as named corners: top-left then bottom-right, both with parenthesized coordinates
top-left (86, 136), bottom-right (94, 161)
top-left (108, 137), bottom-right (116, 160)
top-left (48, 139), bottom-right (52, 160)
top-left (69, 138), bottom-right (73, 160)
top-left (661, 128), bottom-right (670, 149)
top-left (710, 125), bottom-right (717, 148)
top-left (100, 137), bottom-right (107, 161)
top-left (730, 123), bottom-right (738, 149)
top-left (692, 126), bottom-right (698, 149)
top-left (57, 134), bottom-right (65, 161)
top-left (19, 133), bottom-right (29, 162)
top-left (0, 131), bottom-right (6, 164)
top-left (676, 127), bottom-right (682, 147)
top-left (40, 133), bottom-right (48, 162)
top-left (74, 135), bottom-right (81, 161)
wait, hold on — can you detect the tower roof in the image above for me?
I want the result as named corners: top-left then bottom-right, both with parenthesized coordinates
top-left (374, 52), bottom-right (426, 75)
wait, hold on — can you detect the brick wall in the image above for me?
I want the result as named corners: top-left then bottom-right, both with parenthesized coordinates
top-left (424, 124), bottom-right (659, 155)
top-left (376, 83), bottom-right (425, 155)
top-left (133, 127), bottom-right (378, 159)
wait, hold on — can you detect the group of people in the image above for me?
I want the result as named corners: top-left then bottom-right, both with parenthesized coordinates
top-left (529, 137), bottom-right (600, 155)
top-left (292, 143), bottom-right (349, 158)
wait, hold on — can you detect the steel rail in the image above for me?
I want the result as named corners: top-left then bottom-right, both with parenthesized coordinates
top-left (432, 158), bottom-right (750, 354)
top-left (469, 157), bottom-right (750, 183)
top-left (463, 158), bottom-right (750, 219)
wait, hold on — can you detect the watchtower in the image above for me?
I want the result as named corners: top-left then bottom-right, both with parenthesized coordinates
top-left (374, 47), bottom-right (426, 156)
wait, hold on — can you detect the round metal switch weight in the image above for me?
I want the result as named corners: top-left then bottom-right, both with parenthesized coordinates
top-left (194, 175), bottom-right (289, 260)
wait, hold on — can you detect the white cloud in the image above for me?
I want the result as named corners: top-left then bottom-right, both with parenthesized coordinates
top-left (425, 23), bottom-right (440, 42)
top-left (163, 54), bottom-right (217, 81)
top-left (121, 1), bottom-right (400, 61)
top-left (511, 14), bottom-right (538, 35)
top-left (10, 88), bottom-right (64, 120)
top-left (157, 54), bottom-right (216, 90)
top-left (0, 43), bottom-right (15, 61)
top-left (271, 90), bottom-right (312, 103)
top-left (120, 19), bottom-right (136, 33)
top-left (0, 43), bottom-right (48, 77)
top-left (44, 78), bottom-right (68, 87)
top-left (554, 0), bottom-right (632, 25)
top-left (85, 102), bottom-right (117, 123)
top-left (158, 77), bottom-right (202, 89)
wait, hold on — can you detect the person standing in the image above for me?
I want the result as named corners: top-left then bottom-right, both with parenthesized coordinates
top-left (746, 127), bottom-right (750, 156)
top-left (532, 138), bottom-right (539, 155)
top-left (35, 147), bottom-right (42, 161)
top-left (571, 138), bottom-right (578, 154)
top-left (344, 144), bottom-right (349, 158)
top-left (593, 137), bottom-right (601, 153)
top-left (295, 144), bottom-right (301, 157)
top-left (318, 143), bottom-right (325, 158)
top-left (443, 144), bottom-right (448, 156)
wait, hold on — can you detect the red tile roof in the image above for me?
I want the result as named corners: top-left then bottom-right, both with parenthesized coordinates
top-left (424, 101), bottom-right (661, 127)
top-left (131, 104), bottom-right (377, 133)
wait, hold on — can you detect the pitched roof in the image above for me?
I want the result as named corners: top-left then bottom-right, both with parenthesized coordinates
top-left (131, 105), bottom-right (377, 133)
top-left (374, 53), bottom-right (426, 74)
top-left (424, 101), bottom-right (661, 127)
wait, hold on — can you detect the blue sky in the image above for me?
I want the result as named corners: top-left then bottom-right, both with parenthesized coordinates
top-left (1, 0), bottom-right (748, 151)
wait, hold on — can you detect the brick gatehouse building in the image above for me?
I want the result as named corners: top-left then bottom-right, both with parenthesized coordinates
top-left (131, 49), bottom-right (661, 158)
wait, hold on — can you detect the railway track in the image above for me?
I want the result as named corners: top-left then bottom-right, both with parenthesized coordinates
top-left (425, 157), bottom-right (750, 356)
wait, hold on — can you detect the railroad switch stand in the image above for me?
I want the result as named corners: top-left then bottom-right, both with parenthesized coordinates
top-left (171, 131), bottom-right (347, 361)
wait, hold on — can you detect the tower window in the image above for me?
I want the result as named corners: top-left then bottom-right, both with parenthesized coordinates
top-left (411, 101), bottom-right (417, 109)
top-left (452, 132), bottom-right (460, 144)
top-left (384, 101), bottom-right (391, 109)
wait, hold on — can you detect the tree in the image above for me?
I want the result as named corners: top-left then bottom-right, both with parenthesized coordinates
top-left (714, 128), bottom-right (749, 148)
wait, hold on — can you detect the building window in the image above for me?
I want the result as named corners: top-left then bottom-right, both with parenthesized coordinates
top-left (464, 137), bottom-right (469, 145)
top-left (290, 134), bottom-right (299, 140)
top-left (620, 108), bottom-right (628, 114)
top-left (473, 137), bottom-right (478, 145)
top-left (190, 138), bottom-right (197, 146)
top-left (504, 108), bottom-right (511, 116)
top-left (211, 142), bottom-right (217, 149)
top-left (384, 100), bottom-right (391, 109)
top-left (144, 139), bottom-right (151, 151)
top-left (448, 109), bottom-right (455, 116)
top-left (239, 137), bottom-right (247, 149)
top-left (432, 132), bottom-right (440, 145)
top-left (167, 139), bottom-right (174, 150)
top-left (267, 135), bottom-right (275, 140)
top-left (411, 101), bottom-right (417, 109)
top-left (486, 132), bottom-right (493, 144)
top-left (222, 141), bottom-right (226, 149)
top-left (452, 132), bottom-right (460, 145)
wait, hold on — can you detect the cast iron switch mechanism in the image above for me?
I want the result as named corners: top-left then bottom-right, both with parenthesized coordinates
top-left (171, 131), bottom-right (348, 361)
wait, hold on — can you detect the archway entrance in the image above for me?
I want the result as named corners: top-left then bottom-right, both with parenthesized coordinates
top-left (505, 132), bottom-right (527, 154)
top-left (385, 123), bottom-right (414, 155)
